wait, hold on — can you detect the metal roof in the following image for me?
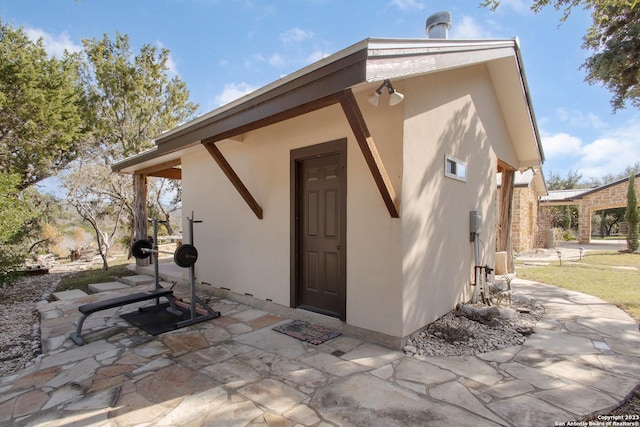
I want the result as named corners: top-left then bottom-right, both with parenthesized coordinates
top-left (540, 189), bottom-right (592, 202)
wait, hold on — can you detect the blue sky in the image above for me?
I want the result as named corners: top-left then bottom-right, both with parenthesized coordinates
top-left (1, 0), bottom-right (639, 184)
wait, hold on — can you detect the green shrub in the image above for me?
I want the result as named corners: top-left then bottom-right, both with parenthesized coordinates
top-left (626, 174), bottom-right (639, 252)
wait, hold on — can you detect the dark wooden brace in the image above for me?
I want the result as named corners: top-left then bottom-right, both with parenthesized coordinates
top-left (201, 89), bottom-right (399, 219)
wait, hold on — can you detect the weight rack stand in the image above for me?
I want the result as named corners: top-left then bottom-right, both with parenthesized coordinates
top-left (140, 213), bottom-right (220, 327)
top-left (175, 212), bottom-right (220, 328)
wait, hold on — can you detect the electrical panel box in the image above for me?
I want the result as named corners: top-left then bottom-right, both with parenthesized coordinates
top-left (470, 211), bottom-right (482, 234)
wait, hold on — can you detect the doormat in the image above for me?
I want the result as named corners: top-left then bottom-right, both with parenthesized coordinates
top-left (120, 302), bottom-right (189, 336)
top-left (272, 320), bottom-right (341, 345)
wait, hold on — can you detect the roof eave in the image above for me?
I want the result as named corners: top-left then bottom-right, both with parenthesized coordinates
top-left (113, 37), bottom-right (545, 173)
top-left (513, 37), bottom-right (545, 164)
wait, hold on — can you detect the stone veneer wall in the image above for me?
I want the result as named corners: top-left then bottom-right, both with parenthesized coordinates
top-left (578, 177), bottom-right (640, 244)
top-left (512, 186), bottom-right (539, 252)
top-left (496, 184), bottom-right (541, 253)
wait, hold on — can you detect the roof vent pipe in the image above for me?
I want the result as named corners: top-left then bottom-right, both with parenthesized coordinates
top-left (426, 11), bottom-right (452, 39)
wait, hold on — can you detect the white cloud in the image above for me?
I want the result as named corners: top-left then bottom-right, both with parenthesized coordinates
top-left (155, 41), bottom-right (179, 77)
top-left (541, 119), bottom-right (640, 179)
top-left (251, 52), bottom-right (287, 68)
top-left (214, 82), bottom-right (258, 106)
top-left (280, 27), bottom-right (313, 44)
top-left (24, 27), bottom-right (82, 57)
top-left (164, 54), bottom-right (179, 77)
top-left (541, 132), bottom-right (582, 157)
top-left (555, 107), bottom-right (607, 130)
top-left (268, 52), bottom-right (286, 67)
top-left (578, 123), bottom-right (640, 178)
top-left (452, 16), bottom-right (495, 39)
top-left (305, 49), bottom-right (327, 63)
top-left (491, 0), bottom-right (529, 13)
top-left (389, 0), bottom-right (424, 10)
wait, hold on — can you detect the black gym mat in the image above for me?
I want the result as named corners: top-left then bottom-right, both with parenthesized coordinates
top-left (120, 302), bottom-right (189, 336)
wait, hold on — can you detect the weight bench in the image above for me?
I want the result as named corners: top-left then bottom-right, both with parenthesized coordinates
top-left (69, 288), bottom-right (177, 345)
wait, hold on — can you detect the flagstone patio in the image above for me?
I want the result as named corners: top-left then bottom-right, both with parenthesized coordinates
top-left (1, 277), bottom-right (639, 426)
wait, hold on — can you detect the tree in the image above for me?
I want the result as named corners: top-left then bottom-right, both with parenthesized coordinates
top-left (598, 162), bottom-right (640, 186)
top-left (544, 170), bottom-right (582, 232)
top-left (64, 149), bottom-right (131, 270)
top-left (79, 32), bottom-right (197, 157)
top-left (0, 173), bottom-right (34, 281)
top-left (148, 178), bottom-right (179, 236)
top-left (0, 20), bottom-right (89, 190)
top-left (603, 208), bottom-right (626, 235)
top-left (625, 173), bottom-right (639, 252)
top-left (545, 169), bottom-right (586, 190)
top-left (0, 21), bottom-right (89, 282)
top-left (64, 32), bottom-right (197, 268)
top-left (482, 1), bottom-right (640, 110)
top-left (0, 173), bottom-right (61, 283)
top-left (583, 3), bottom-right (640, 110)
top-left (562, 205), bottom-right (572, 230)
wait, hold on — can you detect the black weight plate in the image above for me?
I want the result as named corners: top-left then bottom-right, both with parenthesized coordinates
top-left (131, 239), bottom-right (152, 259)
top-left (174, 244), bottom-right (198, 268)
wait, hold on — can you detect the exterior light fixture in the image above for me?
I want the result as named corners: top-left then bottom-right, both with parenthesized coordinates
top-left (367, 88), bottom-right (381, 107)
top-left (368, 79), bottom-right (404, 107)
top-left (579, 247), bottom-right (584, 260)
top-left (556, 250), bottom-right (562, 267)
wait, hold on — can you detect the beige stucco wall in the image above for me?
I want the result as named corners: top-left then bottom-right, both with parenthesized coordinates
top-left (180, 63), bottom-right (523, 341)
top-left (400, 65), bottom-right (517, 337)
top-left (181, 100), bottom-right (405, 337)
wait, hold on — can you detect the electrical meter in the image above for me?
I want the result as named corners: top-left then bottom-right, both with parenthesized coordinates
top-left (470, 211), bottom-right (482, 234)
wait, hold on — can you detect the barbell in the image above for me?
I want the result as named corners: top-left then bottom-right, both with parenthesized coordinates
top-left (131, 239), bottom-right (199, 268)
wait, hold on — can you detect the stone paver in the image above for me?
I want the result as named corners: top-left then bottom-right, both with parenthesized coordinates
top-left (118, 274), bottom-right (154, 286)
top-left (88, 281), bottom-right (131, 293)
top-left (488, 395), bottom-right (574, 426)
top-left (1, 276), bottom-right (639, 426)
top-left (51, 289), bottom-right (88, 301)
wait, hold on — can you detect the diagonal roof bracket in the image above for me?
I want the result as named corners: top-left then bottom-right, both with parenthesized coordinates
top-left (201, 140), bottom-right (263, 219)
top-left (199, 89), bottom-right (398, 219)
top-left (339, 90), bottom-right (400, 218)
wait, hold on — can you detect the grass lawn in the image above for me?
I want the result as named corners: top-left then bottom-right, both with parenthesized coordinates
top-left (515, 252), bottom-right (640, 322)
top-left (55, 257), bottom-right (137, 294)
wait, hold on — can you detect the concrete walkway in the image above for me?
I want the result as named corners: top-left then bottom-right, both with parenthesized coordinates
top-left (517, 239), bottom-right (631, 263)
top-left (1, 277), bottom-right (640, 426)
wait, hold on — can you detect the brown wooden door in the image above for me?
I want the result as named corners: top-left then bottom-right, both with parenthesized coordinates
top-left (292, 140), bottom-right (346, 320)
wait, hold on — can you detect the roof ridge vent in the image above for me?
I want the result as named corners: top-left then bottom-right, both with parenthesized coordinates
top-left (426, 11), bottom-right (452, 39)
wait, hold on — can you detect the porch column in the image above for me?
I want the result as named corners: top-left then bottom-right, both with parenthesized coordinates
top-left (133, 173), bottom-right (149, 267)
top-left (497, 167), bottom-right (515, 273)
top-left (578, 202), bottom-right (591, 244)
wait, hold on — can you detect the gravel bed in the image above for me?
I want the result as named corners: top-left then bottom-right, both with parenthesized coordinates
top-left (403, 295), bottom-right (544, 357)
top-left (0, 272), bottom-right (62, 377)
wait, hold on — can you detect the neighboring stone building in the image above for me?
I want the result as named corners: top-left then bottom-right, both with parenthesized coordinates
top-left (498, 169), bottom-right (547, 253)
top-left (513, 170), bottom-right (548, 251)
top-left (538, 188), bottom-right (590, 246)
top-left (574, 173), bottom-right (640, 244)
top-left (538, 173), bottom-right (640, 245)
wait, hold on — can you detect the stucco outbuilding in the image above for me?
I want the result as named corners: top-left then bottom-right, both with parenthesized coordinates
top-left (114, 36), bottom-right (544, 348)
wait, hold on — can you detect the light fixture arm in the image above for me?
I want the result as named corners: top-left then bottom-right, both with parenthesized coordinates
top-left (385, 80), bottom-right (396, 94)
top-left (374, 80), bottom-right (388, 96)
